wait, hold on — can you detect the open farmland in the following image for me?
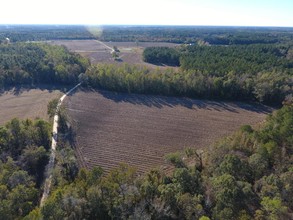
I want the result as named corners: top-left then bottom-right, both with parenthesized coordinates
top-left (0, 88), bottom-right (61, 125)
top-left (65, 89), bottom-right (273, 173)
top-left (48, 40), bottom-right (179, 68)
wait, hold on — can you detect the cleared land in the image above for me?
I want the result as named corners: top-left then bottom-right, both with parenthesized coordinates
top-left (0, 88), bottom-right (61, 125)
top-left (48, 40), bottom-right (179, 68)
top-left (65, 89), bottom-right (273, 173)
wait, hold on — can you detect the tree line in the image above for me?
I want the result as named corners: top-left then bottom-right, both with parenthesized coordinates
top-left (0, 25), bottom-right (95, 42)
top-left (2, 25), bottom-right (293, 45)
top-left (83, 64), bottom-right (291, 105)
top-left (98, 26), bottom-right (293, 45)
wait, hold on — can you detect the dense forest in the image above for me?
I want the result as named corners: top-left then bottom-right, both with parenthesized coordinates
top-left (143, 47), bottom-right (180, 66)
top-left (0, 25), bottom-right (95, 42)
top-left (0, 118), bottom-right (51, 218)
top-left (98, 26), bottom-right (293, 44)
top-left (0, 103), bottom-right (77, 219)
top-left (83, 64), bottom-right (291, 105)
top-left (142, 43), bottom-right (293, 75)
top-left (1, 103), bottom-right (291, 219)
top-left (140, 43), bottom-right (293, 105)
top-left (179, 44), bottom-right (293, 75)
top-left (0, 42), bottom-right (89, 87)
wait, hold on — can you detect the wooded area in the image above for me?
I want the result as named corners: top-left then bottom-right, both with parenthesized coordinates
top-left (0, 107), bottom-right (77, 219)
top-left (143, 47), bottom-right (180, 66)
top-left (0, 42), bottom-right (89, 87)
top-left (0, 25), bottom-right (94, 42)
top-left (0, 118), bottom-right (51, 218)
top-left (179, 44), bottom-right (293, 75)
top-left (84, 63), bottom-right (291, 105)
top-left (2, 25), bottom-right (293, 45)
top-left (3, 103), bottom-right (289, 220)
top-left (98, 26), bottom-right (293, 44)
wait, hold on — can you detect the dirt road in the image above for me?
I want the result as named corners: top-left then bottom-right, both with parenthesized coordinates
top-left (40, 83), bottom-right (81, 206)
top-left (95, 40), bottom-right (114, 52)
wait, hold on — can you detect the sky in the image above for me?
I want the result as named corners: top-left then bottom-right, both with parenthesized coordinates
top-left (1, 0), bottom-right (293, 27)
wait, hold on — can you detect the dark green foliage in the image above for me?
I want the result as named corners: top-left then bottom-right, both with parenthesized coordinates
top-left (0, 158), bottom-right (42, 219)
top-left (56, 146), bottom-right (79, 182)
top-left (47, 98), bottom-right (59, 118)
top-left (216, 154), bottom-right (253, 182)
top-left (165, 152), bottom-right (186, 168)
top-left (211, 174), bottom-right (241, 219)
top-left (173, 167), bottom-right (202, 195)
top-left (0, 118), bottom-right (51, 219)
top-left (240, 125), bottom-right (254, 133)
top-left (7, 25), bottom-right (280, 45)
top-left (208, 104), bottom-right (293, 219)
top-left (0, 113), bottom-right (81, 219)
top-left (84, 63), bottom-right (291, 104)
top-left (20, 146), bottom-right (48, 186)
top-left (259, 196), bottom-right (289, 220)
top-left (53, 108), bottom-right (79, 183)
top-left (143, 47), bottom-right (180, 66)
top-left (0, 118), bottom-right (51, 181)
top-left (248, 152), bottom-right (270, 179)
top-left (180, 44), bottom-right (293, 75)
top-left (258, 104), bottom-right (293, 151)
top-left (0, 25), bottom-right (94, 42)
top-left (98, 26), bottom-right (293, 45)
top-left (0, 118), bottom-right (51, 158)
top-left (0, 42), bottom-right (89, 87)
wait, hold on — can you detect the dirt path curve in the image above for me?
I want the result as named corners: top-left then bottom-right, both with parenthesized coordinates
top-left (40, 83), bottom-right (81, 207)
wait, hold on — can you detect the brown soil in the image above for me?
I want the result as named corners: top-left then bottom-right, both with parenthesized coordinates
top-left (65, 89), bottom-right (273, 173)
top-left (0, 88), bottom-right (61, 125)
top-left (48, 40), bottom-right (179, 69)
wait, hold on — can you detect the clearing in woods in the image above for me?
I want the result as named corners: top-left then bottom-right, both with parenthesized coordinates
top-left (0, 88), bottom-right (61, 125)
top-left (65, 89), bottom-right (273, 173)
top-left (48, 40), bottom-right (179, 68)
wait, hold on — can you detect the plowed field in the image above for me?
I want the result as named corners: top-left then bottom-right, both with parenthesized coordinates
top-left (48, 40), bottom-right (179, 68)
top-left (66, 90), bottom-right (273, 173)
top-left (0, 88), bottom-right (61, 125)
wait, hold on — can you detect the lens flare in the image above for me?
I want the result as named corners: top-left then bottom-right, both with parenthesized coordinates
top-left (86, 25), bottom-right (103, 38)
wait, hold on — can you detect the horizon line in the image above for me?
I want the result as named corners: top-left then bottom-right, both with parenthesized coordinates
top-left (1, 24), bottom-right (293, 29)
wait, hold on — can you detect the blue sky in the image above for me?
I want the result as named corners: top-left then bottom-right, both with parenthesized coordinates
top-left (1, 0), bottom-right (293, 27)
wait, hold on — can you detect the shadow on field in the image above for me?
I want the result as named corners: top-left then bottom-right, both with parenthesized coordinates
top-left (98, 89), bottom-right (274, 114)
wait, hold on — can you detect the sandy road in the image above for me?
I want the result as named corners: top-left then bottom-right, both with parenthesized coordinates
top-left (40, 83), bottom-right (81, 207)
top-left (95, 40), bottom-right (114, 52)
